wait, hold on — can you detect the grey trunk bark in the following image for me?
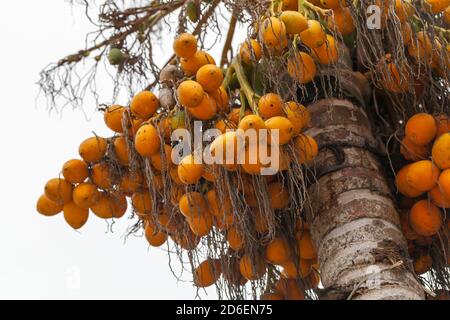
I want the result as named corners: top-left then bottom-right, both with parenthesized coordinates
top-left (304, 98), bottom-right (425, 300)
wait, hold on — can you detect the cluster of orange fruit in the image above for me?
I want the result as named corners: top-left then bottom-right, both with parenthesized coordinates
top-left (236, 0), bottom-right (353, 85)
top-left (396, 113), bottom-right (450, 274)
top-left (37, 29), bottom-right (321, 297)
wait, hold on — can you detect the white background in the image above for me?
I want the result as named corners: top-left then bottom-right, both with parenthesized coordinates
top-left (0, 1), bottom-right (244, 299)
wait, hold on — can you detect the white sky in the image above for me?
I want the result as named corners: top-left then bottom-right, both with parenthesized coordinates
top-left (0, 1), bottom-right (245, 299)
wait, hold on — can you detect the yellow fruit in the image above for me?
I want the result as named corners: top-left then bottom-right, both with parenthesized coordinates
top-left (266, 237), bottom-right (291, 265)
top-left (280, 11), bottom-right (308, 34)
top-left (239, 254), bottom-right (267, 280)
top-left (179, 192), bottom-right (207, 218)
top-left (187, 94), bottom-right (217, 120)
top-left (260, 17), bottom-right (288, 51)
top-left (193, 259), bottom-right (222, 287)
top-left (327, 7), bottom-right (355, 35)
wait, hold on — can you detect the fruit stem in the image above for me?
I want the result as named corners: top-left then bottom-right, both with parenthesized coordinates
top-left (270, 0), bottom-right (283, 14)
top-left (231, 57), bottom-right (259, 115)
top-left (300, 0), bottom-right (332, 17)
top-left (222, 65), bottom-right (236, 89)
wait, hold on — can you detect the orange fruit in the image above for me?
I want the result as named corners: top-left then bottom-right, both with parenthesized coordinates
top-left (432, 133), bottom-right (450, 169)
top-left (265, 237), bottom-right (291, 265)
top-left (280, 10), bottom-right (308, 34)
top-left (405, 160), bottom-right (440, 192)
top-left (320, 0), bottom-right (342, 9)
top-left (119, 171), bottom-right (143, 195)
top-left (196, 64), bottom-right (223, 93)
top-left (258, 93), bottom-right (284, 118)
top-left (268, 182), bottom-right (290, 209)
top-left (150, 144), bottom-right (173, 171)
top-left (300, 20), bottom-right (326, 48)
top-left (296, 230), bottom-right (317, 260)
top-left (265, 116), bottom-right (295, 145)
top-left (179, 192), bottom-right (207, 218)
top-left (311, 34), bottom-right (339, 65)
top-left (187, 94), bottom-right (217, 120)
top-left (238, 114), bottom-right (266, 133)
top-left (400, 137), bottom-right (429, 161)
top-left (414, 254), bottom-right (432, 274)
top-left (429, 184), bottom-right (450, 208)
top-left (395, 164), bottom-right (425, 198)
top-left (62, 159), bottom-right (88, 183)
top-left (260, 17), bottom-right (288, 51)
top-left (44, 178), bottom-right (73, 205)
top-left (178, 154), bottom-right (203, 184)
top-left (134, 123), bottom-right (161, 157)
top-left (293, 134), bottom-right (318, 164)
top-left (211, 86), bottom-right (229, 113)
top-left (409, 200), bottom-right (443, 236)
top-left (72, 182), bottom-right (100, 209)
top-left (130, 91), bottom-right (159, 120)
top-left (63, 202), bottom-right (89, 229)
top-left (239, 39), bottom-right (262, 64)
top-left (187, 212), bottom-right (213, 236)
top-left (327, 7), bottom-right (355, 35)
top-left (173, 33), bottom-right (197, 58)
top-left (193, 259), bottom-right (222, 288)
top-left (284, 102), bottom-right (310, 135)
top-left (435, 114), bottom-right (450, 137)
top-left (282, 0), bottom-right (298, 10)
top-left (227, 227), bottom-right (244, 251)
top-left (287, 52), bottom-right (317, 84)
top-left (177, 80), bottom-right (204, 108)
top-left (180, 51), bottom-right (215, 76)
top-left (144, 223), bottom-right (167, 247)
top-left (239, 254), bottom-right (267, 280)
top-left (113, 136), bottom-right (130, 166)
top-left (79, 136), bottom-right (107, 163)
top-left (405, 113), bottom-right (437, 146)
top-left (104, 105), bottom-right (126, 133)
top-left (36, 194), bottom-right (63, 216)
top-left (91, 162), bottom-right (113, 190)
top-left (131, 191), bottom-right (153, 214)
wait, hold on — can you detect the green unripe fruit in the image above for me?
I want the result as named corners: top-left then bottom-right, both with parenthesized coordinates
top-left (108, 48), bottom-right (124, 65)
top-left (186, 1), bottom-right (200, 23)
top-left (172, 110), bottom-right (186, 130)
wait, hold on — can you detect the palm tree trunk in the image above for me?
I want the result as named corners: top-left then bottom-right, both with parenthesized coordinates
top-left (305, 98), bottom-right (425, 300)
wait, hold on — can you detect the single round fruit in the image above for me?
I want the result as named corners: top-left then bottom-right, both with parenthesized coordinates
top-left (180, 51), bottom-right (216, 76)
top-left (173, 33), bottom-right (197, 58)
top-left (63, 202), bottom-right (89, 229)
top-left (327, 7), bottom-right (355, 36)
top-left (409, 200), bottom-right (443, 236)
top-left (79, 136), bottom-right (107, 163)
top-left (265, 237), bottom-right (291, 265)
top-left (178, 154), bottom-right (203, 184)
top-left (179, 192), bottom-right (207, 218)
top-left (400, 137), bottom-right (429, 161)
top-left (73, 182), bottom-right (100, 209)
top-left (287, 52), bottom-right (317, 84)
top-left (268, 182), bottom-right (290, 209)
top-left (239, 39), bottom-right (262, 64)
top-left (258, 93), bottom-right (284, 118)
top-left (293, 134), bottom-right (318, 164)
top-left (134, 123), bottom-right (161, 157)
top-left (36, 194), bottom-right (63, 216)
top-left (44, 178), bottom-right (73, 205)
top-left (177, 80), bottom-right (205, 108)
top-left (131, 191), bottom-right (153, 214)
top-left (62, 159), bottom-right (88, 183)
top-left (311, 35), bottom-right (339, 65)
top-left (91, 162), bottom-right (113, 190)
top-left (104, 105), bottom-right (126, 133)
top-left (284, 102), bottom-right (310, 135)
top-left (300, 20), bottom-right (326, 48)
top-left (113, 136), bottom-right (130, 166)
top-left (432, 133), bottom-right (450, 169)
top-left (296, 231), bottom-right (317, 260)
top-left (193, 259), bottom-right (222, 288)
top-left (186, 94), bottom-right (217, 120)
top-left (405, 160), bottom-right (440, 192)
top-left (108, 48), bottom-right (124, 65)
top-left (265, 116), bottom-right (295, 145)
top-left (396, 164), bottom-right (424, 198)
top-left (280, 11), bottom-right (308, 34)
top-left (196, 64), bottom-right (223, 93)
top-left (239, 254), bottom-right (267, 281)
top-left (130, 91), bottom-right (159, 120)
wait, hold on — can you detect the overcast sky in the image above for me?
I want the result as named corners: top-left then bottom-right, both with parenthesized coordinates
top-left (0, 1), bottom-right (245, 299)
